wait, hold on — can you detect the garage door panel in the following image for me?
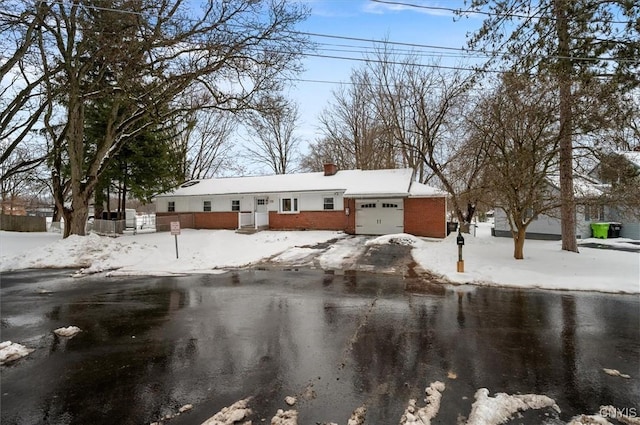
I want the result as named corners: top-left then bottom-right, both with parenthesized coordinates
top-left (355, 199), bottom-right (404, 235)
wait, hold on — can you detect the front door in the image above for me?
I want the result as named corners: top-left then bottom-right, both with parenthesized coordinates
top-left (255, 198), bottom-right (268, 213)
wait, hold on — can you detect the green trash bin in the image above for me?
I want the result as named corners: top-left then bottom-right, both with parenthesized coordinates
top-left (591, 222), bottom-right (610, 239)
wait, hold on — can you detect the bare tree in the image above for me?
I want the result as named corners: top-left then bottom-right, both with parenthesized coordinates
top-left (366, 47), bottom-right (480, 228)
top-left (470, 74), bottom-right (561, 259)
top-left (11, 0), bottom-right (309, 237)
top-left (0, 1), bottom-right (51, 182)
top-left (173, 108), bottom-right (237, 181)
top-left (312, 69), bottom-right (397, 170)
top-left (243, 95), bottom-right (301, 174)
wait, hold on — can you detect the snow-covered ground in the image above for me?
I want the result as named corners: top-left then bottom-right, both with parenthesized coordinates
top-left (0, 223), bottom-right (638, 293)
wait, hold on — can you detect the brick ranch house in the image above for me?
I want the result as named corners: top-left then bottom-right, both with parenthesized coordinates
top-left (153, 164), bottom-right (447, 237)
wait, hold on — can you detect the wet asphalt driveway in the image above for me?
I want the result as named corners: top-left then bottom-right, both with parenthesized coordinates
top-left (1, 268), bottom-right (639, 425)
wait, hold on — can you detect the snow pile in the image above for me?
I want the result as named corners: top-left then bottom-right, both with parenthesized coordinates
top-left (400, 381), bottom-right (445, 425)
top-left (602, 368), bottom-right (631, 379)
top-left (54, 326), bottom-right (82, 338)
top-left (567, 406), bottom-right (640, 425)
top-left (284, 396), bottom-right (297, 406)
top-left (567, 414), bottom-right (614, 425)
top-left (270, 409), bottom-right (298, 425)
top-left (347, 405), bottom-right (366, 425)
top-left (465, 388), bottom-right (560, 425)
top-left (366, 233), bottom-right (420, 247)
top-left (0, 341), bottom-right (34, 365)
top-left (201, 397), bottom-right (252, 425)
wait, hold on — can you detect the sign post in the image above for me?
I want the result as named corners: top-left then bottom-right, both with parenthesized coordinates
top-left (170, 221), bottom-right (181, 259)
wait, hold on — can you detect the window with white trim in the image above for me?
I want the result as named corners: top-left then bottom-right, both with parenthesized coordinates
top-left (323, 197), bottom-right (334, 210)
top-left (257, 199), bottom-right (267, 206)
top-left (584, 204), bottom-right (604, 221)
top-left (280, 197), bottom-right (299, 213)
top-left (203, 201), bottom-right (211, 212)
top-left (231, 200), bottom-right (240, 211)
top-left (168, 201), bottom-right (175, 212)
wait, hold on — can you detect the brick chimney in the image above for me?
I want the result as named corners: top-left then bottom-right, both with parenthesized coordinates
top-left (323, 163), bottom-right (338, 176)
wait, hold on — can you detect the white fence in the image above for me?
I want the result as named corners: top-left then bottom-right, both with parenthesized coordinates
top-left (49, 213), bottom-right (157, 235)
top-left (238, 212), bottom-right (269, 230)
top-left (255, 212), bottom-right (269, 228)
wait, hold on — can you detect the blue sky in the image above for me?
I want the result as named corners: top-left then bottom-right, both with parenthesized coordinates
top-left (288, 0), bottom-right (482, 142)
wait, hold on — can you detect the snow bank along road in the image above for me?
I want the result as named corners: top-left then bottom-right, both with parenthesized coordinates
top-left (1, 269), bottom-right (638, 425)
top-left (1, 226), bottom-right (639, 293)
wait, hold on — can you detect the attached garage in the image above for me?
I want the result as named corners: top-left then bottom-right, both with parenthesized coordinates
top-left (355, 199), bottom-right (404, 235)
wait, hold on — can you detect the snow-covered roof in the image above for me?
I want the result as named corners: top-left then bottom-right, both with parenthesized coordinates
top-left (547, 174), bottom-right (608, 198)
top-left (409, 181), bottom-right (448, 197)
top-left (155, 168), bottom-right (445, 198)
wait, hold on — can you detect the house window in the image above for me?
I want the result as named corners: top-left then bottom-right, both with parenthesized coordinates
top-left (231, 200), bottom-right (240, 212)
top-left (382, 203), bottom-right (398, 208)
top-left (257, 199), bottom-right (267, 206)
top-left (281, 197), bottom-right (299, 213)
top-left (168, 201), bottom-right (175, 212)
top-left (323, 197), bottom-right (334, 210)
top-left (203, 201), bottom-right (211, 212)
top-left (584, 204), bottom-right (604, 221)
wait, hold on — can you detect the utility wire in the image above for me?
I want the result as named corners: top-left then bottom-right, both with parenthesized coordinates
top-left (369, 0), bottom-right (635, 25)
top-left (34, 0), bottom-right (637, 64)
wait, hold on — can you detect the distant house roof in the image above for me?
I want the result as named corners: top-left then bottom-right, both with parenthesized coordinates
top-left (620, 151), bottom-right (640, 169)
top-left (547, 174), bottom-right (609, 198)
top-left (155, 168), bottom-right (446, 199)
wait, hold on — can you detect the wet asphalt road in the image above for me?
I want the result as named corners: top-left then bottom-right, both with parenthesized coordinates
top-left (1, 269), bottom-right (638, 425)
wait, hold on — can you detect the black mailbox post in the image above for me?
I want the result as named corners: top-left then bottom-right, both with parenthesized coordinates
top-left (456, 231), bottom-right (465, 272)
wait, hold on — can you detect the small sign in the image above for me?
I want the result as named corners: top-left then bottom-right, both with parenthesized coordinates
top-left (170, 221), bottom-right (181, 235)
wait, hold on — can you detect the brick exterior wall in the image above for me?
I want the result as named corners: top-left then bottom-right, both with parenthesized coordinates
top-left (268, 210), bottom-right (348, 231)
top-left (344, 198), bottom-right (356, 234)
top-left (156, 212), bottom-right (237, 230)
top-left (403, 197), bottom-right (446, 238)
top-left (156, 213), bottom-right (195, 231)
top-left (194, 212), bottom-right (238, 230)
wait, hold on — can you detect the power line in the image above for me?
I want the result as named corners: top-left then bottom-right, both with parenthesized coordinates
top-left (31, 0), bottom-right (640, 65)
top-left (369, 0), bottom-right (635, 25)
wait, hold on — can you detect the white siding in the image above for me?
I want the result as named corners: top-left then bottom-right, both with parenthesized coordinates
top-left (298, 192), bottom-right (343, 211)
top-left (494, 209), bottom-right (562, 237)
top-left (157, 191), bottom-right (345, 214)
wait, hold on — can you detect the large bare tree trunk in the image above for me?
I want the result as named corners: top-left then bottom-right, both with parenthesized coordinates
top-left (513, 226), bottom-right (527, 260)
top-left (554, 0), bottom-right (578, 253)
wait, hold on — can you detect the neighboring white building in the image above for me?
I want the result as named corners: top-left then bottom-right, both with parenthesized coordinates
top-left (493, 151), bottom-right (640, 240)
top-left (493, 175), bottom-right (609, 240)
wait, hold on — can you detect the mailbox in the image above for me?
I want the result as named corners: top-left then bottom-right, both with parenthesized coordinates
top-left (456, 231), bottom-right (465, 272)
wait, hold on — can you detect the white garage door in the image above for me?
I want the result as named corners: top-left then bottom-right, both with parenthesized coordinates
top-left (355, 199), bottom-right (404, 235)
